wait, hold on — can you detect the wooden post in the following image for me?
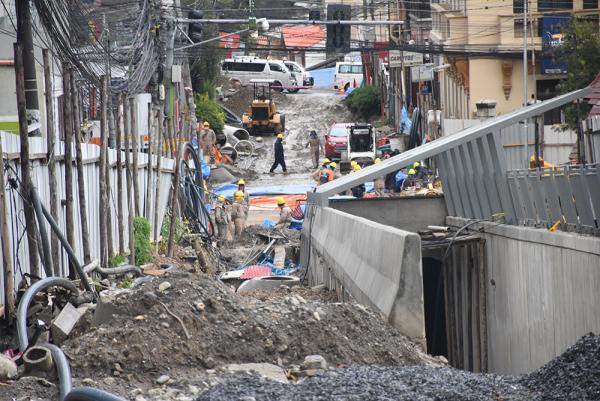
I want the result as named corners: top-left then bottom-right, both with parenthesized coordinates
top-left (129, 97), bottom-right (140, 216)
top-left (115, 96), bottom-right (125, 254)
top-left (98, 76), bottom-right (108, 267)
top-left (153, 108), bottom-right (163, 245)
top-left (123, 95), bottom-right (135, 264)
top-left (105, 94), bottom-right (114, 260)
top-left (62, 63), bottom-right (76, 278)
top-left (15, 44), bottom-right (40, 277)
top-left (145, 104), bottom-right (154, 220)
top-left (71, 75), bottom-right (91, 265)
top-left (167, 117), bottom-right (182, 257)
top-left (0, 135), bottom-right (14, 320)
top-left (42, 49), bottom-right (60, 275)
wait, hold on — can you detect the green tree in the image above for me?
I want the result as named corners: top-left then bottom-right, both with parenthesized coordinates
top-left (195, 93), bottom-right (225, 131)
top-left (133, 216), bottom-right (153, 266)
top-left (555, 19), bottom-right (600, 129)
top-left (343, 86), bottom-right (381, 121)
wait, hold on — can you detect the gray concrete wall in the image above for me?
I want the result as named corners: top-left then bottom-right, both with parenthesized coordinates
top-left (303, 206), bottom-right (426, 343)
top-left (448, 217), bottom-right (600, 375)
top-left (330, 195), bottom-right (447, 233)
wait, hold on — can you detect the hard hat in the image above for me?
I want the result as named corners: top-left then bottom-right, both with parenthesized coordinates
top-left (276, 197), bottom-right (286, 205)
top-left (237, 179), bottom-right (246, 185)
top-left (322, 158), bottom-right (331, 165)
top-left (350, 160), bottom-right (358, 166)
top-left (203, 121), bottom-right (210, 128)
top-left (374, 158), bottom-right (381, 164)
top-left (276, 133), bottom-right (284, 139)
top-left (352, 164), bottom-right (362, 171)
top-left (408, 168), bottom-right (416, 175)
top-left (413, 161), bottom-right (420, 168)
top-left (217, 195), bottom-right (225, 202)
top-left (329, 162), bottom-right (337, 169)
top-left (234, 190), bottom-right (245, 199)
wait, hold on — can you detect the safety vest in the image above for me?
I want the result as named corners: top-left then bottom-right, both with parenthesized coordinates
top-left (319, 168), bottom-right (334, 185)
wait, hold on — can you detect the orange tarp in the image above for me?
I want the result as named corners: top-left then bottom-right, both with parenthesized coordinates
top-left (250, 194), bottom-right (306, 208)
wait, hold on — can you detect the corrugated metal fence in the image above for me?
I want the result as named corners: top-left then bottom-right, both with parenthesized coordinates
top-left (0, 133), bottom-right (174, 301)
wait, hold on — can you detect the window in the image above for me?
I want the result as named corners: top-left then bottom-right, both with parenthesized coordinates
top-left (538, 0), bottom-right (572, 11)
top-left (328, 127), bottom-right (348, 137)
top-left (514, 0), bottom-right (524, 14)
top-left (222, 62), bottom-right (266, 72)
top-left (285, 63), bottom-right (301, 72)
top-left (269, 63), bottom-right (284, 73)
top-left (351, 65), bottom-right (363, 74)
top-left (338, 64), bottom-right (352, 73)
top-left (583, 0), bottom-right (598, 9)
top-left (338, 64), bottom-right (363, 74)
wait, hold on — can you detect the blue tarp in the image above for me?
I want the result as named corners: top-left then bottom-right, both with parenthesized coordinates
top-left (213, 183), bottom-right (315, 199)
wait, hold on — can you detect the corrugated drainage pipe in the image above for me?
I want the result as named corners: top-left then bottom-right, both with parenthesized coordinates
top-left (17, 277), bottom-right (79, 352)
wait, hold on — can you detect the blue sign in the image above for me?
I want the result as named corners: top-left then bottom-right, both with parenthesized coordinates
top-left (541, 15), bottom-right (570, 75)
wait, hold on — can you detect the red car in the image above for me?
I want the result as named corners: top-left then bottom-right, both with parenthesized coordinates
top-left (324, 123), bottom-right (350, 160)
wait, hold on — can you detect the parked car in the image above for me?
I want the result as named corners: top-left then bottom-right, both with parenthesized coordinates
top-left (334, 61), bottom-right (364, 91)
top-left (283, 60), bottom-right (314, 90)
top-left (221, 57), bottom-right (297, 92)
top-left (324, 123), bottom-right (350, 160)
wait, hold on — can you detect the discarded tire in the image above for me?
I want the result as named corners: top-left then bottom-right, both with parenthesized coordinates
top-left (237, 276), bottom-right (300, 293)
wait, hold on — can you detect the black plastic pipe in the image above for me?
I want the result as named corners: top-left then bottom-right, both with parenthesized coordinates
top-left (42, 343), bottom-right (72, 401)
top-left (31, 188), bottom-right (54, 277)
top-left (16, 277), bottom-right (79, 352)
top-left (37, 197), bottom-right (93, 293)
top-left (64, 387), bottom-right (127, 401)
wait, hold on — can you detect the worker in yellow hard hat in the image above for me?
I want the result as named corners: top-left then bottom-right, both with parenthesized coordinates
top-left (275, 197), bottom-right (292, 228)
top-left (306, 129), bottom-right (323, 169)
top-left (350, 164), bottom-right (366, 198)
top-left (237, 179), bottom-right (249, 206)
top-left (408, 168), bottom-right (416, 176)
top-left (350, 160), bottom-right (358, 167)
top-left (374, 158), bottom-right (381, 164)
top-left (317, 162), bottom-right (336, 185)
top-left (312, 158), bottom-right (332, 182)
top-left (270, 133), bottom-right (287, 174)
top-left (214, 195), bottom-right (231, 241)
top-left (230, 191), bottom-right (248, 238)
top-left (199, 120), bottom-right (216, 163)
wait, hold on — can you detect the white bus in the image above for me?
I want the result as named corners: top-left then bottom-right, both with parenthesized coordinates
top-left (334, 61), bottom-right (364, 91)
top-left (221, 57), bottom-right (297, 92)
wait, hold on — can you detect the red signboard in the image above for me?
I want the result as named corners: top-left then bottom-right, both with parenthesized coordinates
top-left (219, 32), bottom-right (241, 49)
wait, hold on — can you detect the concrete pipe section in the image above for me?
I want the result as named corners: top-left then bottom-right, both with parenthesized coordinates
top-left (237, 276), bottom-right (300, 293)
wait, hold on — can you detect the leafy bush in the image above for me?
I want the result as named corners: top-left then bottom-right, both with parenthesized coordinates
top-left (198, 79), bottom-right (216, 100)
top-left (110, 254), bottom-right (127, 267)
top-left (134, 216), bottom-right (153, 266)
top-left (195, 93), bottom-right (224, 132)
top-left (343, 86), bottom-right (381, 121)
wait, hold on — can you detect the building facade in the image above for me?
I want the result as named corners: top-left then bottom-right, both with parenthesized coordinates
top-left (430, 0), bottom-right (600, 119)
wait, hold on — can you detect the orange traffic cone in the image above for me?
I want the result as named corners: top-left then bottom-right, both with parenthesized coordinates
top-left (339, 85), bottom-right (345, 96)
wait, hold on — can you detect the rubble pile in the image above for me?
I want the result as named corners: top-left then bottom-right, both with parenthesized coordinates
top-left (62, 271), bottom-right (436, 383)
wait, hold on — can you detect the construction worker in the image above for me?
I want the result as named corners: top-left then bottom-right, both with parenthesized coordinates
top-left (237, 179), bottom-right (249, 206)
top-left (306, 129), bottom-right (323, 169)
top-left (318, 162), bottom-right (336, 185)
top-left (269, 134), bottom-right (287, 174)
top-left (275, 197), bottom-right (292, 228)
top-left (350, 164), bottom-right (366, 198)
top-left (214, 195), bottom-right (231, 241)
top-left (311, 158), bottom-right (330, 182)
top-left (372, 158), bottom-right (386, 197)
top-left (200, 121), bottom-right (216, 163)
top-left (412, 161), bottom-right (430, 182)
top-left (230, 191), bottom-right (248, 238)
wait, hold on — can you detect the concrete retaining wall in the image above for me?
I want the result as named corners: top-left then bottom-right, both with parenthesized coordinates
top-left (448, 217), bottom-right (600, 374)
top-left (330, 195), bottom-right (447, 233)
top-left (302, 206), bottom-right (426, 343)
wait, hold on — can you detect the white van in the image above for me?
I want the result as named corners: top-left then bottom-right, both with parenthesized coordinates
top-left (221, 57), bottom-right (297, 92)
top-left (284, 61), bottom-right (314, 91)
top-left (334, 62), bottom-right (364, 91)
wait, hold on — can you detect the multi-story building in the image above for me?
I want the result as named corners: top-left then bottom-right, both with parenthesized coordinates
top-left (430, 0), bottom-right (600, 119)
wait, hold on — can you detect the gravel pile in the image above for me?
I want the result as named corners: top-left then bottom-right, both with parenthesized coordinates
top-left (521, 333), bottom-right (600, 400)
top-left (196, 365), bottom-right (529, 401)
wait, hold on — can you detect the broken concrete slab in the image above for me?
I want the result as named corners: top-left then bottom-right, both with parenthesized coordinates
top-left (92, 289), bottom-right (131, 327)
top-left (224, 363), bottom-right (288, 384)
top-left (273, 245), bottom-right (286, 267)
top-left (51, 303), bottom-right (82, 344)
top-left (302, 355), bottom-right (328, 370)
top-left (237, 276), bottom-right (300, 293)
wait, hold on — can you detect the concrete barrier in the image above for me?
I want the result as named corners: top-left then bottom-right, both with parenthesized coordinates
top-left (302, 206), bottom-right (425, 343)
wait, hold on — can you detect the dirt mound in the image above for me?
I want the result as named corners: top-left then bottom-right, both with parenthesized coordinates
top-left (521, 333), bottom-right (600, 400)
top-left (62, 271), bottom-right (435, 383)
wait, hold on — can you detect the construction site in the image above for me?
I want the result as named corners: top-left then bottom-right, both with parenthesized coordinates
top-left (1, 0), bottom-right (600, 400)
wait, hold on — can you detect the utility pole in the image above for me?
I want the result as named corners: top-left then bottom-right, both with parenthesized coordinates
top-left (523, 0), bottom-right (529, 166)
top-left (15, 0), bottom-right (40, 137)
top-left (62, 63), bottom-right (76, 279)
top-left (0, 128), bottom-right (14, 321)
